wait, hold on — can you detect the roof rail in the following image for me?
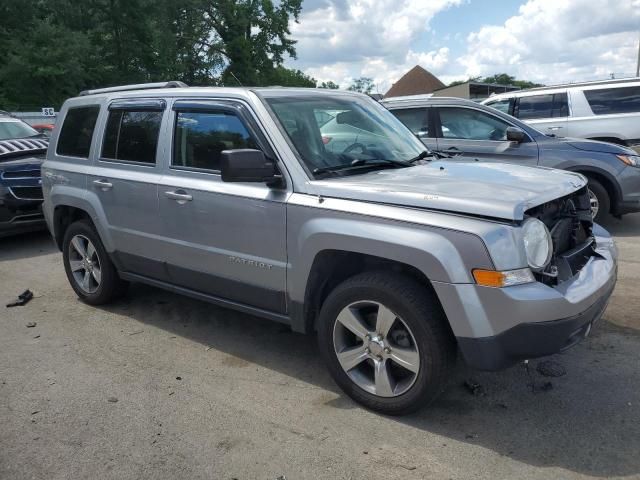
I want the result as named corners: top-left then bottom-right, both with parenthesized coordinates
top-left (79, 81), bottom-right (188, 97)
top-left (521, 76), bottom-right (640, 92)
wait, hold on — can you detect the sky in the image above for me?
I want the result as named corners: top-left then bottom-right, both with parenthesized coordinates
top-left (285, 0), bottom-right (640, 93)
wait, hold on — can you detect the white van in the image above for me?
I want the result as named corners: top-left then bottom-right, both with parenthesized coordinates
top-left (482, 78), bottom-right (640, 151)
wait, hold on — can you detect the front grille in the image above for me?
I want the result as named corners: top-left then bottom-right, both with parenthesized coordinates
top-left (1, 169), bottom-right (41, 179)
top-left (526, 186), bottom-right (594, 284)
top-left (9, 186), bottom-right (43, 200)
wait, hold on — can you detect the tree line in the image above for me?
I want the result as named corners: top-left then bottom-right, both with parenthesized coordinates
top-left (0, 0), bottom-right (334, 109)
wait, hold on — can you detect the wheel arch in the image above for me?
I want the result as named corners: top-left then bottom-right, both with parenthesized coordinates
top-left (287, 218), bottom-right (494, 334)
top-left (50, 188), bottom-right (114, 251)
top-left (300, 250), bottom-right (441, 335)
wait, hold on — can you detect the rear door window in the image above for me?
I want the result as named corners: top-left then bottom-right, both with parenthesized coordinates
top-left (516, 94), bottom-right (554, 119)
top-left (56, 106), bottom-right (100, 158)
top-left (102, 110), bottom-right (162, 164)
top-left (551, 92), bottom-right (569, 117)
top-left (390, 108), bottom-right (431, 137)
top-left (584, 86), bottom-right (640, 115)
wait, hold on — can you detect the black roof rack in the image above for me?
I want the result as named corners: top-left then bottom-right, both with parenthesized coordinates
top-left (79, 81), bottom-right (188, 97)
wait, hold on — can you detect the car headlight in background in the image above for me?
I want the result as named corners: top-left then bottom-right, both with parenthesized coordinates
top-left (522, 217), bottom-right (553, 270)
top-left (616, 154), bottom-right (640, 167)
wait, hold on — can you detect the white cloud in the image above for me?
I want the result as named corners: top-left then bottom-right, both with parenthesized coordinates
top-left (287, 0), bottom-right (462, 91)
top-left (458, 0), bottom-right (640, 84)
top-left (287, 0), bottom-right (640, 91)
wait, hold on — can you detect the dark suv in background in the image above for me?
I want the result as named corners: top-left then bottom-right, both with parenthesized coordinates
top-left (382, 95), bottom-right (640, 222)
top-left (0, 112), bottom-right (48, 237)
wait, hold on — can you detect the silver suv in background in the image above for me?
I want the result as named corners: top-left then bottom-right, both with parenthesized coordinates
top-left (42, 83), bottom-right (617, 415)
top-left (482, 78), bottom-right (640, 150)
top-left (382, 95), bottom-right (640, 222)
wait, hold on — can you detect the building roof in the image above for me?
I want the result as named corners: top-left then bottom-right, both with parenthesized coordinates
top-left (384, 66), bottom-right (445, 98)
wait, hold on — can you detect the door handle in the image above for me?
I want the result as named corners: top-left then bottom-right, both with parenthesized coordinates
top-left (165, 190), bottom-right (193, 203)
top-left (93, 179), bottom-right (113, 190)
top-left (547, 126), bottom-right (562, 131)
top-left (446, 146), bottom-right (460, 151)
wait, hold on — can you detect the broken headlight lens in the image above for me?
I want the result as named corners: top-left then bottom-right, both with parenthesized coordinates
top-left (522, 217), bottom-right (553, 270)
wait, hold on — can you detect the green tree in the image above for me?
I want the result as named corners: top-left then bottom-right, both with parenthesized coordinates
top-left (318, 80), bottom-right (340, 89)
top-left (347, 77), bottom-right (375, 94)
top-left (0, 0), bottom-right (305, 108)
top-left (263, 66), bottom-right (316, 87)
top-left (482, 73), bottom-right (543, 89)
top-left (204, 0), bottom-right (303, 86)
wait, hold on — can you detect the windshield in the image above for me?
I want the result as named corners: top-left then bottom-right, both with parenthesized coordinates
top-left (0, 120), bottom-right (41, 140)
top-left (264, 94), bottom-right (427, 177)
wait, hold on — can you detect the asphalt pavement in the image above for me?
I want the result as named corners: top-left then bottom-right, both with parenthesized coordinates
top-left (1, 214), bottom-right (639, 480)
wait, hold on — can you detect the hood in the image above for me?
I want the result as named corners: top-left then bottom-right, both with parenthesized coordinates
top-left (0, 138), bottom-right (48, 162)
top-left (311, 161), bottom-right (587, 221)
top-left (542, 136), bottom-right (633, 155)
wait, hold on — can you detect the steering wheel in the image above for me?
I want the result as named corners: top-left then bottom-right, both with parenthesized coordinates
top-left (342, 142), bottom-right (368, 155)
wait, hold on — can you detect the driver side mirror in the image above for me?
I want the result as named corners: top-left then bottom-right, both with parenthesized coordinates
top-left (220, 149), bottom-right (278, 184)
top-left (506, 126), bottom-right (525, 143)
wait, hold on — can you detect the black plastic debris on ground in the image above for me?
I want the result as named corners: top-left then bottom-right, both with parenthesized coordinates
top-left (6, 290), bottom-right (33, 307)
top-left (463, 379), bottom-right (486, 396)
top-left (536, 360), bottom-right (567, 377)
top-left (523, 361), bottom-right (556, 393)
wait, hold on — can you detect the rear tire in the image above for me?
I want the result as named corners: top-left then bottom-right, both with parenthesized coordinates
top-left (317, 271), bottom-right (456, 415)
top-left (62, 220), bottom-right (128, 305)
top-left (586, 178), bottom-right (610, 223)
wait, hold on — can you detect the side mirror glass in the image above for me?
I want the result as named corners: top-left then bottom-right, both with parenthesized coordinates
top-left (220, 149), bottom-right (277, 183)
top-left (506, 126), bottom-right (525, 143)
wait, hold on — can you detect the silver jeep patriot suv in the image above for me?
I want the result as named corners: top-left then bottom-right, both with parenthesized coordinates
top-left (42, 82), bottom-right (618, 415)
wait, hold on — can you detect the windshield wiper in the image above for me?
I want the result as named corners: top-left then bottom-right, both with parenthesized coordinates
top-left (313, 158), bottom-right (409, 176)
top-left (430, 150), bottom-right (453, 159)
top-left (407, 150), bottom-right (432, 163)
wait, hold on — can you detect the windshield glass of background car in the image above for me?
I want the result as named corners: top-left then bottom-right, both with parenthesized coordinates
top-left (264, 95), bottom-right (425, 176)
top-left (0, 120), bottom-right (40, 140)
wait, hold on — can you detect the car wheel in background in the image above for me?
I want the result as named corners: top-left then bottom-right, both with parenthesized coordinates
top-left (586, 178), bottom-right (610, 223)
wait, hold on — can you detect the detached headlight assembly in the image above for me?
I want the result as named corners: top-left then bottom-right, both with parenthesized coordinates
top-left (522, 217), bottom-right (553, 270)
top-left (616, 154), bottom-right (640, 167)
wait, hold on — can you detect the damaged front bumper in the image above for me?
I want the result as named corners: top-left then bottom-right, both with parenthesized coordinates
top-left (433, 224), bottom-right (618, 370)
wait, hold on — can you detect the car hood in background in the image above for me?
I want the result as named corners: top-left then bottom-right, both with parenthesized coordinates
top-left (542, 136), bottom-right (633, 155)
top-left (0, 138), bottom-right (49, 161)
top-left (311, 161), bottom-right (587, 221)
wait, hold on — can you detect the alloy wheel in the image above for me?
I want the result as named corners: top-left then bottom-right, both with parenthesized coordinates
top-left (332, 300), bottom-right (420, 398)
top-left (588, 188), bottom-right (599, 219)
top-left (68, 234), bottom-right (102, 294)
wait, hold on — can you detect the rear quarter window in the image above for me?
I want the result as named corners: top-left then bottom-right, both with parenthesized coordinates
top-left (584, 86), bottom-right (640, 115)
top-left (56, 106), bottom-right (100, 158)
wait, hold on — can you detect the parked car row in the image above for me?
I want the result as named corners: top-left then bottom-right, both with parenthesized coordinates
top-left (482, 77), bottom-right (640, 149)
top-left (38, 82), bottom-right (617, 415)
top-left (381, 94), bottom-right (640, 222)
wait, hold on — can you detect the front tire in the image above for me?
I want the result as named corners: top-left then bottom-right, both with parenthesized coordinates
top-left (317, 271), bottom-right (456, 415)
top-left (62, 220), bottom-right (127, 305)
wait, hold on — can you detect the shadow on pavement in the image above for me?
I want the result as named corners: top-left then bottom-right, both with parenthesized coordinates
top-left (0, 230), bottom-right (57, 262)
top-left (99, 283), bottom-right (640, 478)
top-left (600, 212), bottom-right (640, 238)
